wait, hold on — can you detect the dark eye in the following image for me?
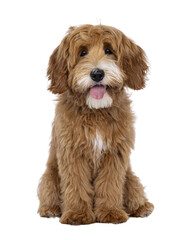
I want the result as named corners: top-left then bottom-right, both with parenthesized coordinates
top-left (80, 50), bottom-right (88, 57)
top-left (105, 48), bottom-right (113, 55)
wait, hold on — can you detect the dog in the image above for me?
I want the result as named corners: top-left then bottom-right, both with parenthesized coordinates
top-left (38, 24), bottom-right (154, 224)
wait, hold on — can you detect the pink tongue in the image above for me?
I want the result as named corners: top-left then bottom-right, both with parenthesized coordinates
top-left (90, 85), bottom-right (106, 99)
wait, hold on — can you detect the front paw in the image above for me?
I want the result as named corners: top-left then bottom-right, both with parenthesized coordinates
top-left (96, 208), bottom-right (129, 224)
top-left (60, 209), bottom-right (95, 225)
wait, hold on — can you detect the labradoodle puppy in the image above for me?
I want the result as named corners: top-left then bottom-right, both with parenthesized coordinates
top-left (38, 24), bottom-right (154, 224)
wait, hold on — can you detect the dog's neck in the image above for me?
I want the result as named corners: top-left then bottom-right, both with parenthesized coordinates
top-left (56, 88), bottom-right (131, 122)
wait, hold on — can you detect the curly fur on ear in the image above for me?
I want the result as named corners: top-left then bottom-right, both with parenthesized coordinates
top-left (121, 35), bottom-right (148, 90)
top-left (47, 36), bottom-right (70, 94)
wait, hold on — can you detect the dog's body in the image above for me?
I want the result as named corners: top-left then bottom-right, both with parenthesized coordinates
top-left (38, 25), bottom-right (154, 224)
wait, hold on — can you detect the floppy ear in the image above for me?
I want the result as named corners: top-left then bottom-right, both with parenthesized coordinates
top-left (121, 35), bottom-right (148, 90)
top-left (47, 37), bottom-right (70, 94)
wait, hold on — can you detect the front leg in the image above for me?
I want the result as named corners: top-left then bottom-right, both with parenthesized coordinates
top-left (94, 152), bottom-right (129, 223)
top-left (59, 157), bottom-right (95, 225)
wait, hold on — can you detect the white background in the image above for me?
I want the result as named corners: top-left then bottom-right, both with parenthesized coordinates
top-left (0, 0), bottom-right (192, 239)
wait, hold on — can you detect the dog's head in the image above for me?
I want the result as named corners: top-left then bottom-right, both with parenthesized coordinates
top-left (47, 25), bottom-right (148, 109)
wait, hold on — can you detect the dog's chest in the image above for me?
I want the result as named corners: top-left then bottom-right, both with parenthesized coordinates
top-left (86, 130), bottom-right (106, 162)
top-left (92, 131), bottom-right (105, 156)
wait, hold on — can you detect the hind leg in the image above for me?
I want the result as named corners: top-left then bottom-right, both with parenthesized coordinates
top-left (123, 168), bottom-right (154, 217)
top-left (38, 128), bottom-right (61, 218)
top-left (38, 166), bottom-right (61, 218)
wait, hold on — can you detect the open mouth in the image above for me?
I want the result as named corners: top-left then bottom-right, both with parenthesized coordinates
top-left (89, 85), bottom-right (108, 99)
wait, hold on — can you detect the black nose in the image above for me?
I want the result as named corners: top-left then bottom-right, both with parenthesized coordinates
top-left (90, 68), bottom-right (105, 82)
